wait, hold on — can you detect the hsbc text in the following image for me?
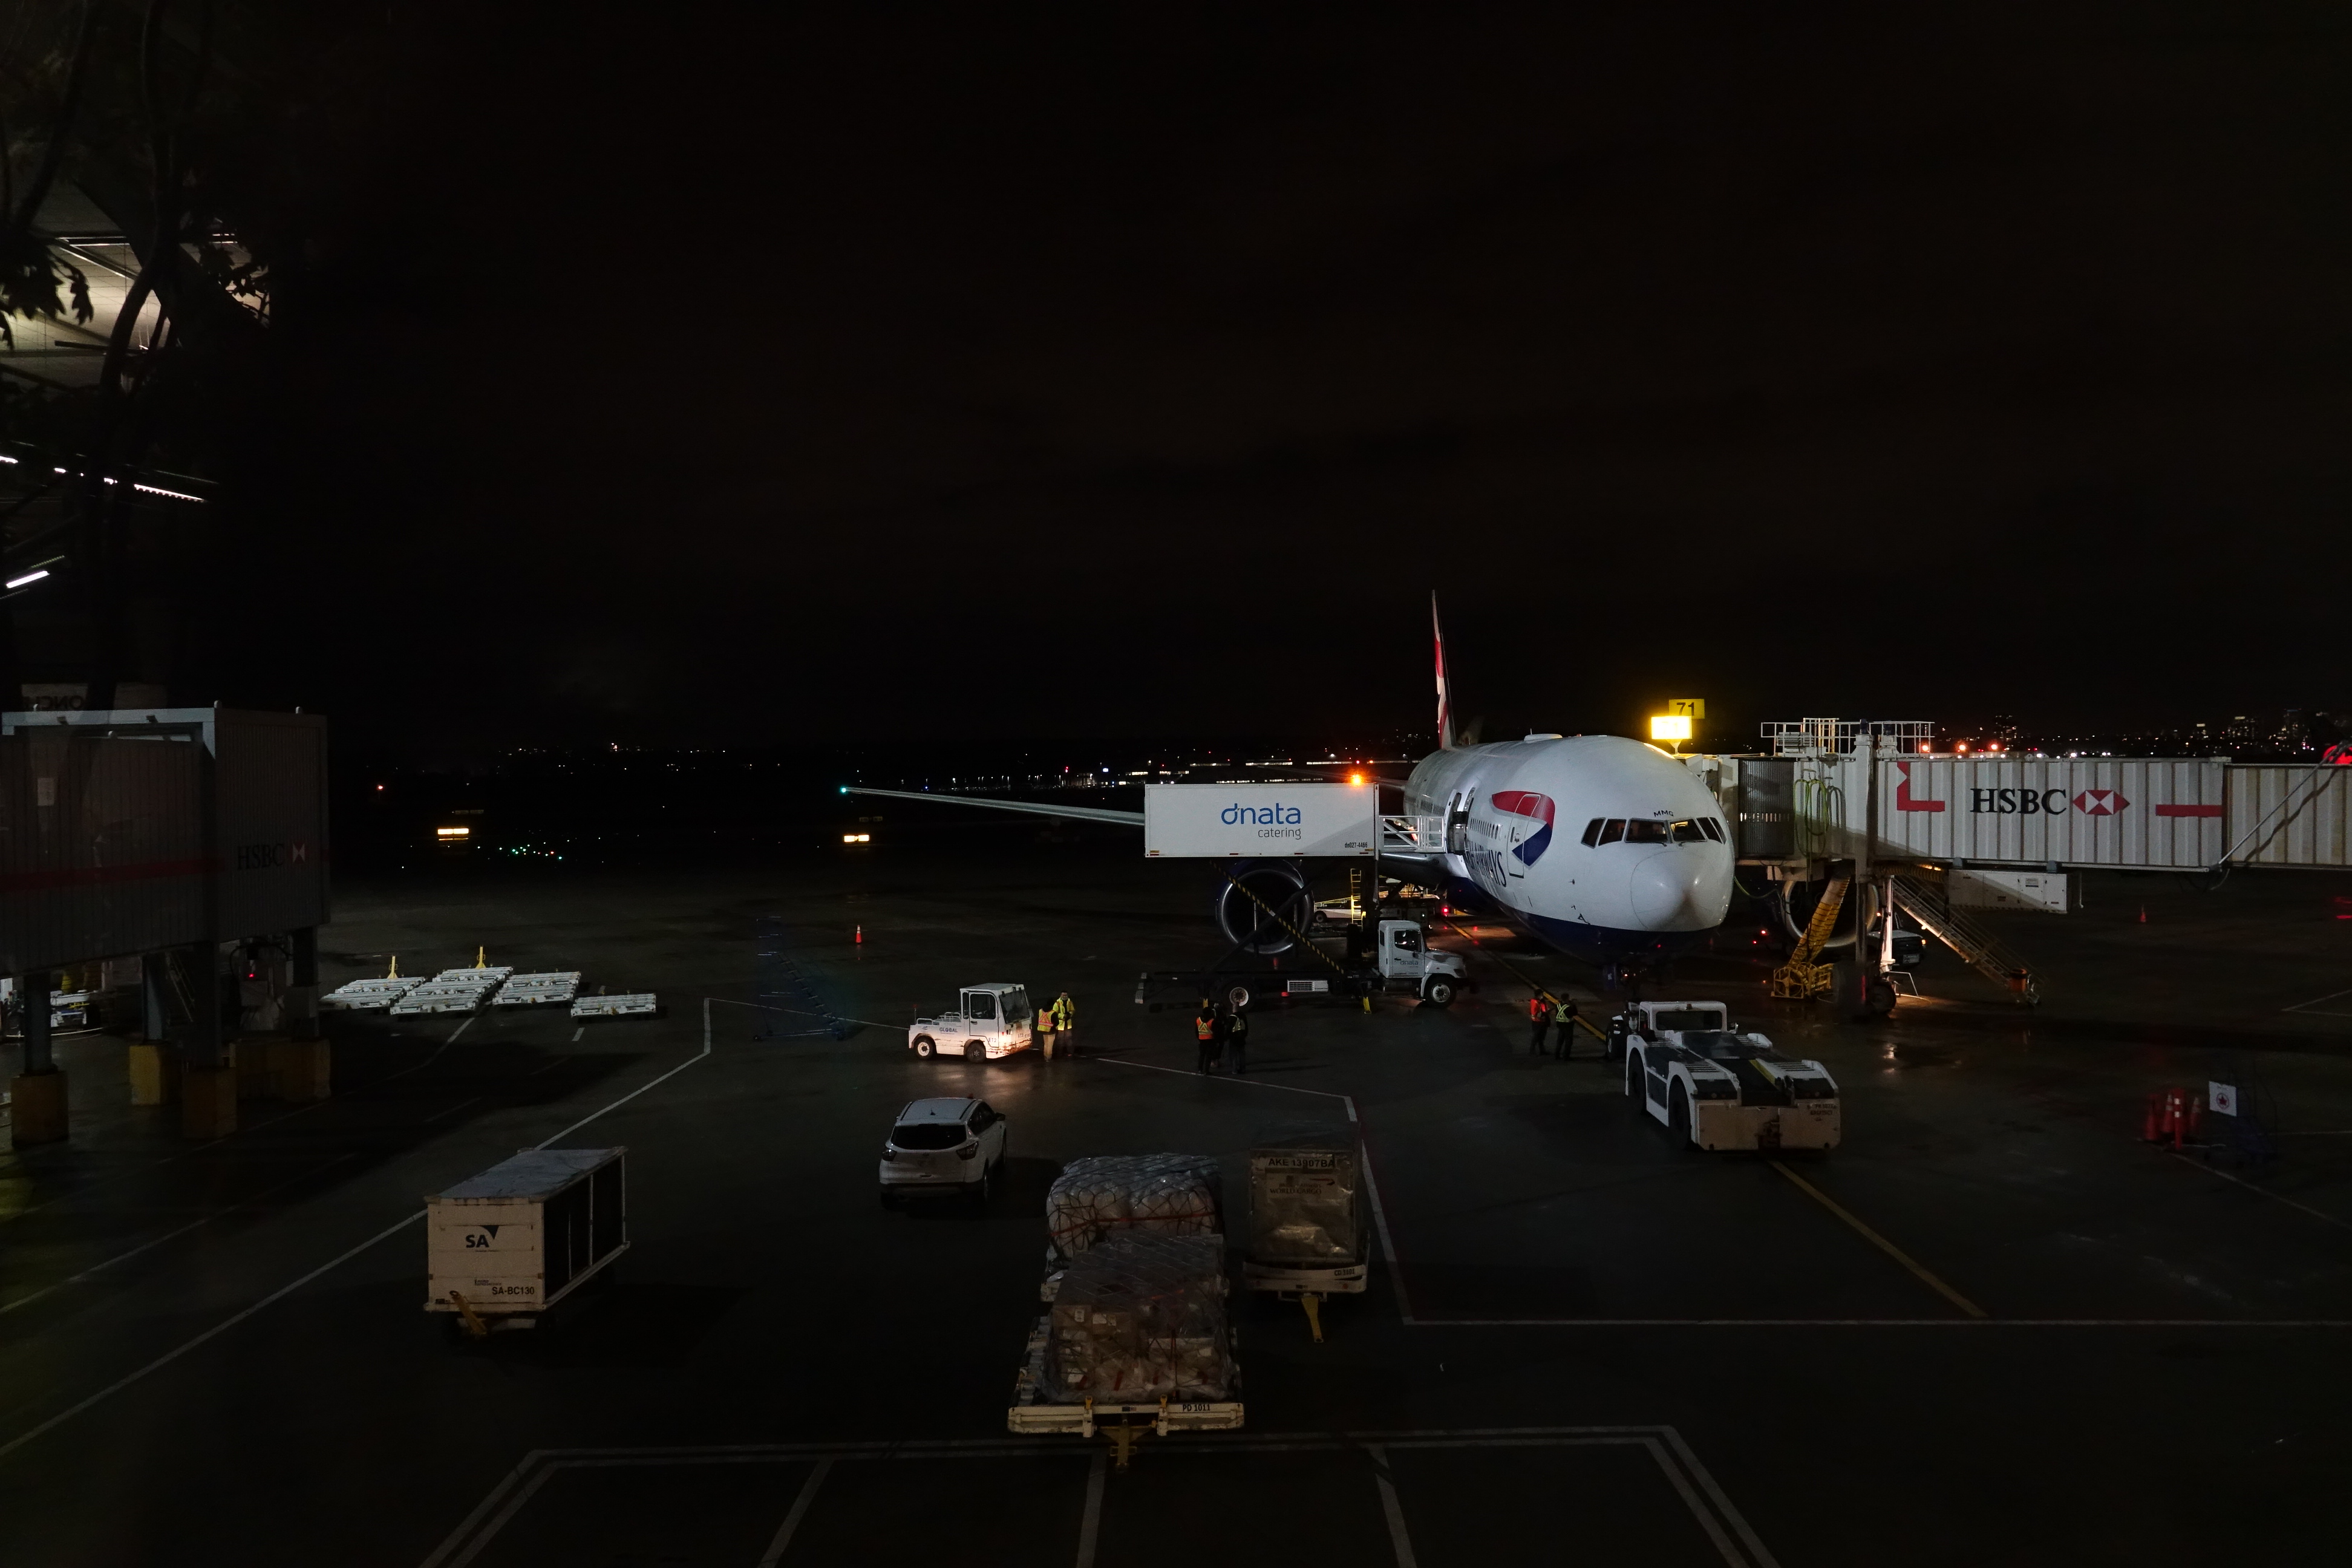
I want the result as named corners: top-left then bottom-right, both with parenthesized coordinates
top-left (1971, 788), bottom-right (2068, 815)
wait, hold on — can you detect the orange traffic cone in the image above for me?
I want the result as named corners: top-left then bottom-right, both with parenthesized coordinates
top-left (2138, 905), bottom-right (2148, 923)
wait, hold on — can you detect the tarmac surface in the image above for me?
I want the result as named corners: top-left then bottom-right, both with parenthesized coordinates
top-left (5, 823), bottom-right (2352, 1565)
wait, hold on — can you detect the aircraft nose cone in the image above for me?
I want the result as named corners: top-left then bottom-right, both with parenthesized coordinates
top-left (1630, 852), bottom-right (1726, 929)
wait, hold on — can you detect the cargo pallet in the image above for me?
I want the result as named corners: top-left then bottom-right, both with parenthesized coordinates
top-left (1007, 1314), bottom-right (1243, 1465)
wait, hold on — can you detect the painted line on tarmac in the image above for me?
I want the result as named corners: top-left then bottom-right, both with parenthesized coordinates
top-left (755, 1456), bottom-right (832, 1568)
top-left (2169, 1151), bottom-right (2352, 1235)
top-left (1768, 1160), bottom-right (1988, 1318)
top-left (0, 1015), bottom-right (479, 1230)
top-left (0, 1154), bottom-right (358, 1318)
top-left (1393, 1316), bottom-right (2352, 1327)
top-left (1073, 1451), bottom-right (1106, 1568)
top-left (2281, 984), bottom-right (2352, 1015)
top-left (422, 1426), bottom-right (1774, 1568)
top-left (0, 1004), bottom-right (719, 1466)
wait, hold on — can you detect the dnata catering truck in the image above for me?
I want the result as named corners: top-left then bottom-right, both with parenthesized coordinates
top-left (1611, 999), bottom-right (1841, 1152)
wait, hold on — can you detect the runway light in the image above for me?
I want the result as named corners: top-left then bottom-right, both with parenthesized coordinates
top-left (1649, 714), bottom-right (1691, 742)
top-left (436, 826), bottom-right (470, 838)
top-left (5, 569), bottom-right (51, 589)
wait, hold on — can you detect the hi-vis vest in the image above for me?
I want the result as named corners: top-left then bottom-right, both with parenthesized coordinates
top-left (1529, 996), bottom-right (1552, 1022)
top-left (1196, 1014), bottom-right (1217, 1040)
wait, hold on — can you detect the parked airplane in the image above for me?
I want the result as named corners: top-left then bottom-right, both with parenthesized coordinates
top-left (847, 596), bottom-right (1734, 978)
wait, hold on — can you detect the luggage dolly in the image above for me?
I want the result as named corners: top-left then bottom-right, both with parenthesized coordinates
top-left (1244, 1260), bottom-right (1369, 1342)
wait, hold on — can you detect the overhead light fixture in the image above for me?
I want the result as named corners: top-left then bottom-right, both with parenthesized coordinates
top-left (436, 826), bottom-right (471, 838)
top-left (5, 569), bottom-right (50, 589)
top-left (1649, 714), bottom-right (1692, 742)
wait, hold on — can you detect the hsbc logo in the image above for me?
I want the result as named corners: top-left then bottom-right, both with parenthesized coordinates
top-left (1969, 788), bottom-right (2131, 817)
top-left (234, 840), bottom-right (309, 871)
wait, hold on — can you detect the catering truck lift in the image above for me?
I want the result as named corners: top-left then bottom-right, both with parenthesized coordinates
top-left (1611, 1000), bottom-right (1841, 1151)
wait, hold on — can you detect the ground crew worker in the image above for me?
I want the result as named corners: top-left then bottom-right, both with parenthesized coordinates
top-left (1195, 1001), bottom-right (1222, 1074)
top-left (1053, 990), bottom-right (1076, 1055)
top-left (1036, 1001), bottom-right (1056, 1059)
top-left (1553, 993), bottom-right (1579, 1059)
top-left (1527, 991), bottom-right (1554, 1056)
top-left (1225, 998), bottom-right (1250, 1074)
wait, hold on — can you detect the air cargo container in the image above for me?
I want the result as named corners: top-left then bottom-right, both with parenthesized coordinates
top-left (426, 1148), bottom-right (628, 1331)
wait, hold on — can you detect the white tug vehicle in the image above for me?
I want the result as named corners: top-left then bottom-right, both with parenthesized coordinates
top-left (908, 984), bottom-right (1034, 1061)
top-left (1610, 1000), bottom-right (1841, 1152)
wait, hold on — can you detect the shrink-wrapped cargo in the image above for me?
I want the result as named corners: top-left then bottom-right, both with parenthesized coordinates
top-left (1045, 1154), bottom-right (1221, 1261)
top-left (1248, 1123), bottom-right (1365, 1267)
top-left (1044, 1232), bottom-right (1232, 1403)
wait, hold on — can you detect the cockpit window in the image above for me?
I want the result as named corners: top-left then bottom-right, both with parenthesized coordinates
top-left (1698, 818), bottom-right (1725, 842)
top-left (1581, 818), bottom-right (1604, 846)
top-left (1597, 819), bottom-right (1625, 844)
top-left (1670, 819), bottom-right (1707, 843)
top-left (1624, 820), bottom-right (1669, 844)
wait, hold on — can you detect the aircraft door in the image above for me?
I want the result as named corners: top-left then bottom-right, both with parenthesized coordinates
top-left (1445, 792), bottom-right (1471, 855)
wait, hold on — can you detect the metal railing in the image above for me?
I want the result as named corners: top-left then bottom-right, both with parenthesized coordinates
top-left (1890, 876), bottom-right (2037, 1005)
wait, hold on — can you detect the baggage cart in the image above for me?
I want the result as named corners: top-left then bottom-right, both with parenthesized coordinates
top-left (1243, 1123), bottom-right (1370, 1341)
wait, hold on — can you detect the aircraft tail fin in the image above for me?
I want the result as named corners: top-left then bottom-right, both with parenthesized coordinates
top-left (1432, 592), bottom-right (1455, 751)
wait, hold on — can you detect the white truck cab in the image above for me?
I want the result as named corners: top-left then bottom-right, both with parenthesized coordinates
top-left (1374, 919), bottom-right (1467, 1007)
top-left (1615, 999), bottom-right (1840, 1152)
top-left (909, 984), bottom-right (1033, 1062)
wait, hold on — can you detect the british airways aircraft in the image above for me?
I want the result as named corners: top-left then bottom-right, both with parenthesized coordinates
top-left (1378, 598), bottom-right (1736, 972)
top-left (848, 596), bottom-right (1734, 976)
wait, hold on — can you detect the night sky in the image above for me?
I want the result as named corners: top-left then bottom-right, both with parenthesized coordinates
top-left (232, 7), bottom-right (2352, 753)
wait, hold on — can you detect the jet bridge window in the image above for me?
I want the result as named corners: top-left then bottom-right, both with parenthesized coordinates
top-left (964, 991), bottom-right (999, 1021)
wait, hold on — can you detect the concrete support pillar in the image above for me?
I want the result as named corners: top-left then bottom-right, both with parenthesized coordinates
top-left (181, 944), bottom-right (225, 1073)
top-left (128, 1040), bottom-right (180, 1105)
top-left (182, 1048), bottom-right (237, 1138)
top-left (21, 970), bottom-right (54, 1076)
top-left (288, 926), bottom-right (321, 1042)
top-left (142, 951), bottom-right (170, 1042)
top-left (235, 1036), bottom-right (278, 1100)
top-left (11, 1068), bottom-right (68, 1146)
top-left (275, 1037), bottom-right (332, 1102)
top-left (11, 970), bottom-right (68, 1146)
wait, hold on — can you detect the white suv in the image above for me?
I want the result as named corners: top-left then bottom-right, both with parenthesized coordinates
top-left (879, 1097), bottom-right (1009, 1209)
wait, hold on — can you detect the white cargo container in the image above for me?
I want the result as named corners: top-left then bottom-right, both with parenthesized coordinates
top-left (1143, 783), bottom-right (1377, 858)
top-left (425, 1148), bottom-right (628, 1327)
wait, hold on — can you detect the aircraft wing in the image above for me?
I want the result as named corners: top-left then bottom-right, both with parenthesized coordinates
top-left (843, 786), bottom-right (1145, 827)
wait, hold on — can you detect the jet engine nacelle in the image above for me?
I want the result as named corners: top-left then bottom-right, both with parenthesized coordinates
top-left (1214, 860), bottom-right (1314, 955)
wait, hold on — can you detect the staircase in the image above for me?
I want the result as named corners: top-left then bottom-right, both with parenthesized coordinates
top-left (1768, 876), bottom-right (1849, 1000)
top-left (1890, 875), bottom-right (2039, 1005)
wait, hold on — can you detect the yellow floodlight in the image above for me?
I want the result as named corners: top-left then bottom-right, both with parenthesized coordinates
top-left (1649, 714), bottom-right (1693, 742)
top-left (436, 826), bottom-right (471, 838)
